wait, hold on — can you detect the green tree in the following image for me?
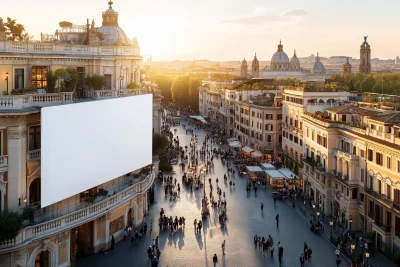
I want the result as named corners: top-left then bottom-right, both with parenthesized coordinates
top-left (55, 68), bottom-right (78, 92)
top-left (3, 17), bottom-right (29, 41)
top-left (188, 77), bottom-right (201, 112)
top-left (153, 75), bottom-right (172, 101)
top-left (85, 74), bottom-right (106, 90)
top-left (152, 133), bottom-right (168, 156)
top-left (360, 76), bottom-right (376, 93)
top-left (0, 211), bottom-right (23, 243)
top-left (46, 71), bottom-right (58, 93)
top-left (170, 76), bottom-right (190, 106)
top-left (127, 82), bottom-right (138, 89)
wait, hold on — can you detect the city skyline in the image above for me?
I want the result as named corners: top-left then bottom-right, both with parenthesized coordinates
top-left (2, 0), bottom-right (399, 61)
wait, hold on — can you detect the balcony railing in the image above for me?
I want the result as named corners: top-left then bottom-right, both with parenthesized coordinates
top-left (27, 150), bottom-right (41, 161)
top-left (0, 93), bottom-right (73, 110)
top-left (374, 220), bottom-right (391, 232)
top-left (394, 202), bottom-right (400, 211)
top-left (0, 173), bottom-right (155, 250)
top-left (0, 155), bottom-right (8, 168)
top-left (364, 187), bottom-right (393, 207)
top-left (333, 148), bottom-right (358, 161)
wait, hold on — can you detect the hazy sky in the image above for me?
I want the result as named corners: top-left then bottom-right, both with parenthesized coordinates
top-left (2, 0), bottom-right (399, 61)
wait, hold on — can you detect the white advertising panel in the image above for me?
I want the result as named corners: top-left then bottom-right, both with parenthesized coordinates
top-left (41, 94), bottom-right (152, 207)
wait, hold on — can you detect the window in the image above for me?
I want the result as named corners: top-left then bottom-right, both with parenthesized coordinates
top-left (31, 66), bottom-right (48, 88)
top-left (252, 111), bottom-right (255, 117)
top-left (387, 156), bottom-right (391, 169)
top-left (266, 114), bottom-right (273, 120)
top-left (29, 126), bottom-right (41, 151)
top-left (277, 114), bottom-right (282, 120)
top-left (398, 160), bottom-right (400, 173)
top-left (387, 184), bottom-right (392, 199)
top-left (368, 149), bottom-right (373, 161)
top-left (14, 68), bottom-right (24, 89)
top-left (395, 189), bottom-right (400, 204)
top-left (376, 152), bottom-right (383, 166)
top-left (0, 131), bottom-right (2, 155)
top-left (360, 150), bottom-right (365, 158)
top-left (267, 135), bottom-right (272, 142)
top-left (341, 115), bottom-right (346, 122)
top-left (265, 124), bottom-right (273, 131)
top-left (279, 135), bottom-right (282, 143)
top-left (361, 169), bottom-right (364, 183)
top-left (352, 188), bottom-right (358, 199)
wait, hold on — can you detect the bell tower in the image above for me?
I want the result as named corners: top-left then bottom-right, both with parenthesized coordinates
top-left (241, 58), bottom-right (248, 77)
top-left (359, 36), bottom-right (371, 74)
top-left (251, 53), bottom-right (259, 78)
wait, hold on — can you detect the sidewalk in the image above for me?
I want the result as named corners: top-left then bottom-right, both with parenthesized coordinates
top-left (284, 197), bottom-right (393, 267)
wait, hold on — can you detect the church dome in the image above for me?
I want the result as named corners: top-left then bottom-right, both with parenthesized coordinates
top-left (312, 53), bottom-right (326, 74)
top-left (97, 1), bottom-right (131, 45)
top-left (271, 40), bottom-right (289, 64)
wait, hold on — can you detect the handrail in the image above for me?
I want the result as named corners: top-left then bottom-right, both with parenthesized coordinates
top-left (0, 173), bottom-right (154, 251)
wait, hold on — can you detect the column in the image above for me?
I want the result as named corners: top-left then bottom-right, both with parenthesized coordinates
top-left (7, 126), bottom-right (27, 211)
top-left (105, 213), bottom-right (111, 248)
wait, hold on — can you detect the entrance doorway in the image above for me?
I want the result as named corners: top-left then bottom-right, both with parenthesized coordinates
top-left (128, 208), bottom-right (133, 227)
top-left (70, 221), bottom-right (94, 266)
top-left (104, 74), bottom-right (112, 89)
top-left (35, 250), bottom-right (49, 267)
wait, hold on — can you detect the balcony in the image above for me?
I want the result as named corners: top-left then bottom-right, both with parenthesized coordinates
top-left (92, 89), bottom-right (152, 100)
top-left (0, 173), bottom-right (155, 250)
top-left (0, 93), bottom-right (73, 110)
top-left (374, 220), bottom-right (391, 232)
top-left (0, 40), bottom-right (140, 57)
top-left (394, 202), bottom-right (400, 212)
top-left (27, 150), bottom-right (41, 161)
top-left (364, 187), bottom-right (393, 207)
top-left (333, 148), bottom-right (358, 161)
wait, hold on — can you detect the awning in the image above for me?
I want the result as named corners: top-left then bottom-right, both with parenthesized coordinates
top-left (246, 166), bottom-right (263, 172)
top-left (260, 163), bottom-right (276, 170)
top-left (190, 115), bottom-right (208, 124)
top-left (251, 150), bottom-right (264, 158)
top-left (265, 170), bottom-right (285, 179)
top-left (242, 146), bottom-right (254, 153)
top-left (227, 137), bottom-right (238, 143)
top-left (278, 168), bottom-right (299, 179)
top-left (228, 141), bottom-right (242, 148)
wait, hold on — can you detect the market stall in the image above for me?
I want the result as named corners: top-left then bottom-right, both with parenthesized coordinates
top-left (260, 163), bottom-right (276, 170)
top-left (245, 166), bottom-right (264, 180)
top-left (278, 168), bottom-right (300, 190)
top-left (251, 150), bottom-right (264, 159)
top-left (241, 146), bottom-right (254, 157)
top-left (228, 140), bottom-right (242, 148)
top-left (265, 169), bottom-right (286, 189)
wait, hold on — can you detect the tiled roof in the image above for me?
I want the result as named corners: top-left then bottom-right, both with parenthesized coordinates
top-left (369, 112), bottom-right (400, 125)
top-left (326, 105), bottom-right (383, 116)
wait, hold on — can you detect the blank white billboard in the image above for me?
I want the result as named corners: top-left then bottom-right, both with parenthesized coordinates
top-left (41, 94), bottom-right (152, 207)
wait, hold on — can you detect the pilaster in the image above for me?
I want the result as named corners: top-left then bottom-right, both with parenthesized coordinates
top-left (7, 126), bottom-right (27, 211)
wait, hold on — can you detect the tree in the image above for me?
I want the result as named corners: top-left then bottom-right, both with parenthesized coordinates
top-left (3, 17), bottom-right (29, 41)
top-left (46, 71), bottom-right (58, 93)
top-left (127, 82), bottom-right (138, 89)
top-left (170, 76), bottom-right (190, 106)
top-left (152, 133), bottom-right (168, 156)
top-left (188, 77), bottom-right (201, 112)
top-left (153, 75), bottom-right (172, 101)
top-left (0, 211), bottom-right (23, 243)
top-left (54, 68), bottom-right (78, 92)
top-left (85, 75), bottom-right (106, 90)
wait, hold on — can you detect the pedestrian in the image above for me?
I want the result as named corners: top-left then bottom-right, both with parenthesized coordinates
top-left (261, 203), bottom-right (264, 211)
top-left (278, 242), bottom-right (283, 266)
top-left (111, 235), bottom-right (115, 250)
top-left (276, 214), bottom-right (279, 227)
top-left (254, 234), bottom-right (258, 247)
top-left (123, 229), bottom-right (127, 242)
top-left (274, 198), bottom-right (277, 206)
top-left (270, 243), bottom-right (274, 258)
top-left (300, 254), bottom-right (305, 267)
top-left (222, 240), bottom-right (226, 255)
top-left (213, 253), bottom-right (218, 267)
top-left (307, 246), bottom-right (312, 262)
top-left (336, 257), bottom-right (341, 267)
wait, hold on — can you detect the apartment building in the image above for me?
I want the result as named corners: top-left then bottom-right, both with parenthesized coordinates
top-left (303, 103), bottom-right (400, 254)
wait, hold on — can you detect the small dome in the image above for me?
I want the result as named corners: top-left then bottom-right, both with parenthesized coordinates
top-left (242, 58), bottom-right (247, 64)
top-left (312, 53), bottom-right (325, 73)
top-left (290, 51), bottom-right (300, 64)
top-left (97, 26), bottom-right (131, 45)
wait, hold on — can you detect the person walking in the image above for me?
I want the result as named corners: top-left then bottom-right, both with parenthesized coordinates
top-left (307, 246), bottom-right (312, 262)
top-left (111, 235), bottom-right (115, 250)
top-left (213, 254), bottom-right (218, 267)
top-left (336, 257), bottom-right (341, 267)
top-left (276, 214), bottom-right (279, 227)
top-left (222, 240), bottom-right (226, 255)
top-left (261, 203), bottom-right (264, 211)
top-left (299, 254), bottom-right (305, 267)
top-left (278, 242), bottom-right (283, 266)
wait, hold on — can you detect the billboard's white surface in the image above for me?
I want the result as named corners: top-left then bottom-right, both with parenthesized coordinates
top-left (41, 94), bottom-right (152, 207)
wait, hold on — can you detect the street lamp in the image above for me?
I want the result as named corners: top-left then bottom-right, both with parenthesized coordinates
top-left (365, 250), bottom-right (370, 267)
top-left (351, 243), bottom-right (355, 260)
top-left (316, 211), bottom-right (320, 222)
top-left (312, 203), bottom-right (316, 217)
top-left (329, 219), bottom-right (333, 239)
top-left (349, 216), bottom-right (353, 233)
top-left (5, 72), bottom-right (9, 95)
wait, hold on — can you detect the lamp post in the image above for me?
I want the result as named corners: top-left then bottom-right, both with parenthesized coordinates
top-left (351, 243), bottom-right (355, 261)
top-left (5, 72), bottom-right (9, 95)
top-left (349, 215), bottom-right (353, 233)
top-left (312, 203), bottom-right (316, 218)
top-left (316, 211), bottom-right (320, 223)
top-left (329, 219), bottom-right (333, 239)
top-left (365, 250), bottom-right (370, 267)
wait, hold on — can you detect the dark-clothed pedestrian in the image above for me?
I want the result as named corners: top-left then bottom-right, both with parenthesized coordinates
top-left (213, 254), bottom-right (218, 267)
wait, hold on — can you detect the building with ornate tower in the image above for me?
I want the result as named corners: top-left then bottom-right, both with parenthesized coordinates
top-left (251, 54), bottom-right (259, 78)
top-left (0, 2), bottom-right (162, 266)
top-left (359, 36), bottom-right (371, 74)
top-left (240, 58), bottom-right (248, 77)
top-left (342, 57), bottom-right (352, 75)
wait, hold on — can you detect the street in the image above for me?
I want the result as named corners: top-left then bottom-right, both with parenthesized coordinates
top-left (79, 119), bottom-right (348, 267)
